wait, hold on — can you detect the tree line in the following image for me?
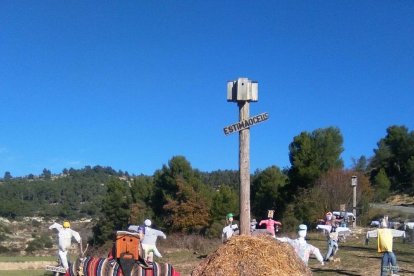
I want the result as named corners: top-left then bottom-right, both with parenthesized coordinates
top-left (1, 125), bottom-right (413, 245)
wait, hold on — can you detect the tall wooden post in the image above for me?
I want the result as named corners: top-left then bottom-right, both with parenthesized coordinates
top-left (351, 176), bottom-right (357, 228)
top-left (238, 101), bottom-right (250, 235)
top-left (225, 77), bottom-right (261, 236)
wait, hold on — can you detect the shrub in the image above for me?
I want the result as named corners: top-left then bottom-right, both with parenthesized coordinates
top-left (161, 233), bottom-right (220, 254)
top-left (0, 224), bottom-right (11, 234)
top-left (25, 233), bottom-right (54, 252)
top-left (0, 245), bottom-right (9, 254)
top-left (25, 239), bottom-right (43, 253)
top-left (205, 221), bottom-right (223, 239)
top-left (0, 233), bottom-right (7, 242)
top-left (31, 219), bottom-right (41, 227)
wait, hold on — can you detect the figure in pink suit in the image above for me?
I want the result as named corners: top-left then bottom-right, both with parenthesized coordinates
top-left (259, 210), bottom-right (282, 237)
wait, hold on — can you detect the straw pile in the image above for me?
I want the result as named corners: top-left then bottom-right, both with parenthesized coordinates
top-left (191, 235), bottom-right (312, 276)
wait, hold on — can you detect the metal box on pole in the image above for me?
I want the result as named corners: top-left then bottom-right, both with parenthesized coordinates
top-left (227, 78), bottom-right (258, 102)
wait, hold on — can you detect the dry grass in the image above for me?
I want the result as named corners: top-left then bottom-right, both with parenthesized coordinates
top-left (191, 235), bottom-right (311, 276)
top-left (386, 194), bottom-right (414, 205)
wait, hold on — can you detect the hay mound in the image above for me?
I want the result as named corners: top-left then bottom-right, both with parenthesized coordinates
top-left (191, 235), bottom-right (312, 276)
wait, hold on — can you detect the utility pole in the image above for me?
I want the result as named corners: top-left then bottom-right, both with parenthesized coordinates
top-left (238, 100), bottom-right (250, 235)
top-left (225, 78), bottom-right (268, 235)
top-left (351, 175), bottom-right (357, 228)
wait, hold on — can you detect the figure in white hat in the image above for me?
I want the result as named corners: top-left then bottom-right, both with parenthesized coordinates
top-left (366, 216), bottom-right (405, 276)
top-left (277, 224), bottom-right (324, 266)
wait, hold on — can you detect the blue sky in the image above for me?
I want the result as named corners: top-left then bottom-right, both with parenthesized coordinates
top-left (1, 1), bottom-right (413, 177)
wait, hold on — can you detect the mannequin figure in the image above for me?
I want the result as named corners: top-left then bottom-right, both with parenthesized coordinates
top-left (277, 224), bottom-right (324, 266)
top-left (366, 216), bottom-right (405, 276)
top-left (49, 221), bottom-right (81, 270)
top-left (222, 213), bottom-right (238, 242)
top-left (259, 210), bottom-right (282, 237)
top-left (316, 223), bottom-right (351, 261)
top-left (141, 219), bottom-right (166, 262)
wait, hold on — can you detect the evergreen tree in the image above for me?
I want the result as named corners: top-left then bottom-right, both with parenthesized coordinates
top-left (92, 178), bottom-right (131, 245)
top-left (352, 155), bottom-right (369, 173)
top-left (251, 166), bottom-right (286, 220)
top-left (373, 168), bottom-right (391, 202)
top-left (370, 125), bottom-right (414, 193)
top-left (41, 168), bottom-right (52, 179)
top-left (210, 185), bottom-right (238, 222)
top-left (200, 169), bottom-right (240, 190)
top-left (129, 175), bottom-right (154, 225)
top-left (152, 156), bottom-right (212, 232)
top-left (280, 127), bottom-right (344, 222)
top-left (3, 171), bottom-right (12, 180)
top-left (285, 127), bottom-right (344, 197)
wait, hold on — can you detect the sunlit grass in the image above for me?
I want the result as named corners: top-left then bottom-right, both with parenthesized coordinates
top-left (0, 256), bottom-right (56, 262)
top-left (0, 270), bottom-right (50, 276)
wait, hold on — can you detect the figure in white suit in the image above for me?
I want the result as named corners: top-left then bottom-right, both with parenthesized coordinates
top-left (141, 219), bottom-right (166, 262)
top-left (277, 224), bottom-right (324, 266)
top-left (49, 221), bottom-right (81, 270)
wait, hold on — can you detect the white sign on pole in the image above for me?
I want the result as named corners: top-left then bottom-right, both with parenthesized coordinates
top-left (223, 112), bottom-right (269, 135)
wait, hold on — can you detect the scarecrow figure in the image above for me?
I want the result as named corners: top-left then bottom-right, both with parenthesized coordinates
top-left (222, 213), bottom-right (238, 242)
top-left (316, 223), bottom-right (351, 261)
top-left (366, 216), bottom-right (406, 276)
top-left (141, 219), bottom-right (166, 262)
top-left (277, 224), bottom-right (324, 266)
top-left (49, 221), bottom-right (82, 271)
top-left (324, 211), bottom-right (341, 226)
top-left (259, 210), bottom-right (282, 237)
top-left (127, 223), bottom-right (145, 240)
top-left (250, 218), bottom-right (258, 232)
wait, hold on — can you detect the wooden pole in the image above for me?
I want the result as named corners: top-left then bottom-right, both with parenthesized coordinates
top-left (238, 101), bottom-right (250, 235)
top-left (353, 184), bottom-right (357, 228)
top-left (351, 176), bottom-right (357, 228)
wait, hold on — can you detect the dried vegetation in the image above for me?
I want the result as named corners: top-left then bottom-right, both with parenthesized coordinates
top-left (191, 235), bottom-right (312, 276)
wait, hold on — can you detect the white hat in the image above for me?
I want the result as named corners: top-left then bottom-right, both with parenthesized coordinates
top-left (144, 219), bottom-right (152, 226)
top-left (298, 224), bottom-right (307, 231)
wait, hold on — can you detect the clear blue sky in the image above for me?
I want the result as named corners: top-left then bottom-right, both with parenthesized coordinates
top-left (1, 1), bottom-right (413, 177)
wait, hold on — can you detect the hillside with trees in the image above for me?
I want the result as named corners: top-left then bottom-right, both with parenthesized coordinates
top-left (0, 125), bottom-right (413, 246)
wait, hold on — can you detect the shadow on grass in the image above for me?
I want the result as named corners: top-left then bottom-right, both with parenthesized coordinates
top-left (395, 250), bottom-right (414, 257)
top-left (339, 245), bottom-right (373, 251)
top-left (399, 268), bottom-right (414, 274)
top-left (312, 268), bottom-right (362, 275)
top-left (366, 255), bottom-right (382, 260)
top-left (398, 258), bottom-right (414, 265)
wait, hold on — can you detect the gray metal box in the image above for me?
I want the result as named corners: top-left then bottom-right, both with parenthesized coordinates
top-left (227, 78), bottom-right (258, 102)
